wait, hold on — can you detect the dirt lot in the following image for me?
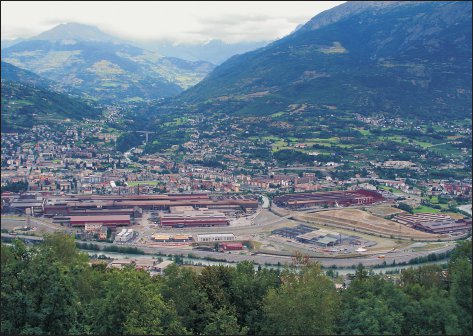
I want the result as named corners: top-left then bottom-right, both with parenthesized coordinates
top-left (293, 208), bottom-right (450, 241)
top-left (368, 206), bottom-right (405, 217)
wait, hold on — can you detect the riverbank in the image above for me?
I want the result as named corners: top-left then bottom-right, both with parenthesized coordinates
top-left (80, 247), bottom-right (451, 275)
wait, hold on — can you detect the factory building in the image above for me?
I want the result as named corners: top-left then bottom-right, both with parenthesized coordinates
top-left (173, 234), bottom-right (193, 242)
top-left (160, 209), bottom-right (229, 228)
top-left (9, 198), bottom-right (45, 216)
top-left (151, 233), bottom-right (193, 242)
top-left (395, 213), bottom-right (471, 234)
top-left (152, 233), bottom-right (171, 242)
top-left (68, 215), bottom-right (131, 228)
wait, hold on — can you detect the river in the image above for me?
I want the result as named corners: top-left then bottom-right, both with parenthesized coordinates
top-left (81, 250), bottom-right (449, 275)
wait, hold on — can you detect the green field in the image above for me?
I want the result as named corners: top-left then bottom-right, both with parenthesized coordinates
top-left (377, 185), bottom-right (405, 194)
top-left (413, 206), bottom-right (442, 214)
top-left (126, 181), bottom-right (159, 186)
top-left (357, 128), bottom-right (371, 136)
top-left (163, 117), bottom-right (189, 127)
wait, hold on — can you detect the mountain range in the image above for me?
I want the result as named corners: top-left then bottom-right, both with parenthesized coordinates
top-left (173, 1), bottom-right (472, 121)
top-left (2, 28), bottom-right (269, 65)
top-left (1, 23), bottom-right (215, 103)
top-left (1, 2), bottom-right (472, 132)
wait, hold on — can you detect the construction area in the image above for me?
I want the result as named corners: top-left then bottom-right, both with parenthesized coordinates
top-left (272, 224), bottom-right (364, 246)
top-left (292, 208), bottom-right (457, 241)
top-left (270, 223), bottom-right (376, 254)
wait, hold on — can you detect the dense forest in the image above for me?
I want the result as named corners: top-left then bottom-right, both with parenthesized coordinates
top-left (1, 234), bottom-right (471, 335)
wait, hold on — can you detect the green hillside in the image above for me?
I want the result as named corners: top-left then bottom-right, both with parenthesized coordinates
top-left (175, 1), bottom-right (471, 122)
top-left (1, 62), bottom-right (101, 132)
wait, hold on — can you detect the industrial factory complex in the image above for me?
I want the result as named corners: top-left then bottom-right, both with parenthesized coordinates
top-left (273, 189), bottom-right (384, 209)
top-left (2, 189), bottom-right (470, 258)
top-left (3, 193), bottom-right (257, 229)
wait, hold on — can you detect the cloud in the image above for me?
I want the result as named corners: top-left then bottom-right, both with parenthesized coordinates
top-left (183, 14), bottom-right (300, 43)
top-left (201, 14), bottom-right (276, 26)
top-left (1, 25), bottom-right (41, 40)
top-left (1, 1), bottom-right (345, 43)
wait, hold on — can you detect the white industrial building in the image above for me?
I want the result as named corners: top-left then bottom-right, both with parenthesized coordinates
top-left (115, 228), bottom-right (134, 242)
top-left (195, 233), bottom-right (235, 243)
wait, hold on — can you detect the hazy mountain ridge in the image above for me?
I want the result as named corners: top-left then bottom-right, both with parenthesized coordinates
top-left (1, 23), bottom-right (215, 103)
top-left (33, 22), bottom-right (121, 43)
top-left (134, 39), bottom-right (270, 64)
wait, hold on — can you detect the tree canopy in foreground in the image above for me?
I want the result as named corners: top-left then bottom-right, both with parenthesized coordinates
top-left (1, 233), bottom-right (471, 335)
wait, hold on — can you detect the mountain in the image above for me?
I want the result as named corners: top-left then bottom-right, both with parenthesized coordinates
top-left (134, 39), bottom-right (270, 64)
top-left (174, 1), bottom-right (472, 121)
top-left (1, 61), bottom-right (100, 132)
top-left (1, 23), bottom-right (215, 103)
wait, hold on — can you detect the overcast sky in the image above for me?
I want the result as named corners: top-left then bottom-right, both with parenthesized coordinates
top-left (1, 1), bottom-right (345, 43)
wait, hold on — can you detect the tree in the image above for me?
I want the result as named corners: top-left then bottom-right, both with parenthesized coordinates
top-left (1, 240), bottom-right (80, 335)
top-left (400, 265), bottom-right (459, 334)
top-left (198, 265), bottom-right (235, 311)
top-left (0, 181), bottom-right (28, 193)
top-left (161, 265), bottom-right (213, 334)
top-left (397, 202), bottom-right (414, 213)
top-left (337, 273), bottom-right (407, 335)
top-left (202, 307), bottom-right (248, 335)
top-left (228, 261), bottom-right (279, 334)
top-left (87, 267), bottom-right (185, 335)
top-left (448, 240), bottom-right (472, 335)
top-left (338, 292), bottom-right (403, 335)
top-left (261, 263), bottom-right (338, 335)
top-left (402, 287), bottom-right (460, 335)
top-left (400, 264), bottom-right (446, 291)
top-left (42, 232), bottom-right (88, 267)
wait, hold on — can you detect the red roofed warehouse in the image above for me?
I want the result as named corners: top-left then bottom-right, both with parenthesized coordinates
top-left (219, 242), bottom-right (244, 251)
top-left (68, 215), bottom-right (131, 228)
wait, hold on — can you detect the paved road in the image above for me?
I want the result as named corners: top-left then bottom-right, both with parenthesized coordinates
top-left (1, 217), bottom-right (77, 235)
top-left (1, 210), bottom-right (460, 267)
top-left (1, 232), bottom-right (457, 267)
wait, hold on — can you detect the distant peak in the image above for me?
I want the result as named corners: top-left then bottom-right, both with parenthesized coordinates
top-left (55, 22), bottom-right (99, 28)
top-left (33, 22), bottom-right (119, 43)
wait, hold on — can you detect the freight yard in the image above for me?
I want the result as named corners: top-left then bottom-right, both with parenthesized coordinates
top-left (1, 189), bottom-right (471, 263)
